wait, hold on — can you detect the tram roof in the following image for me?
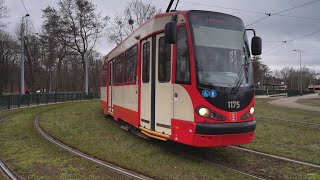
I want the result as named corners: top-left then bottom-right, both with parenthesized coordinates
top-left (103, 10), bottom-right (184, 64)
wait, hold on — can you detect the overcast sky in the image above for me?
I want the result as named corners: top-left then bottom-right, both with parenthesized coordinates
top-left (3, 0), bottom-right (320, 74)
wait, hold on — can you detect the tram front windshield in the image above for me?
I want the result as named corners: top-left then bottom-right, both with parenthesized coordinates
top-left (188, 11), bottom-right (253, 89)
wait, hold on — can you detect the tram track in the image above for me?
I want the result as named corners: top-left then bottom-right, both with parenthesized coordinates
top-left (171, 136), bottom-right (320, 180)
top-left (180, 152), bottom-right (268, 180)
top-left (2, 103), bottom-right (319, 179)
top-left (33, 115), bottom-right (152, 180)
top-left (0, 113), bottom-right (21, 180)
top-left (182, 144), bottom-right (320, 180)
top-left (230, 146), bottom-right (320, 169)
top-left (0, 160), bottom-right (20, 180)
top-left (34, 111), bottom-right (267, 180)
top-left (34, 112), bottom-right (319, 179)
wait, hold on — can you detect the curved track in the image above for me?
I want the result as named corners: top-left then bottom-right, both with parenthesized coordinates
top-left (33, 115), bottom-right (152, 180)
top-left (181, 152), bottom-right (267, 180)
top-left (230, 146), bottom-right (320, 169)
top-left (2, 106), bottom-right (319, 179)
top-left (0, 160), bottom-right (19, 180)
top-left (0, 114), bottom-right (21, 180)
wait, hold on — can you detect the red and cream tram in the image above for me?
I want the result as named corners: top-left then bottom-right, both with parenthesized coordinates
top-left (100, 10), bottom-right (262, 147)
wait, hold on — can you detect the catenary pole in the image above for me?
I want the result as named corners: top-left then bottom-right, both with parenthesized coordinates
top-left (20, 14), bottom-right (29, 95)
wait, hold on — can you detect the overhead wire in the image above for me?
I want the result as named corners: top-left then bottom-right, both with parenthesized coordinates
top-left (179, 0), bottom-right (320, 22)
top-left (174, 0), bottom-right (180, 10)
top-left (263, 30), bottom-right (320, 54)
top-left (179, 0), bottom-right (320, 59)
top-left (245, 0), bottom-right (320, 27)
top-left (263, 42), bottom-right (287, 54)
top-left (179, 1), bottom-right (266, 15)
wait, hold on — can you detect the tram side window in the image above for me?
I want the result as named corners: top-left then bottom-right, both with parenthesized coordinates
top-left (109, 61), bottom-right (113, 85)
top-left (158, 37), bottom-right (171, 82)
top-left (125, 45), bottom-right (137, 84)
top-left (142, 42), bottom-right (150, 83)
top-left (114, 54), bottom-right (124, 84)
top-left (176, 26), bottom-right (191, 84)
top-left (101, 65), bottom-right (107, 86)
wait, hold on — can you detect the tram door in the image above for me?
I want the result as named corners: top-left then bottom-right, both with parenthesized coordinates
top-left (140, 38), bottom-right (152, 129)
top-left (155, 33), bottom-right (173, 135)
top-left (141, 34), bottom-right (173, 134)
top-left (108, 61), bottom-right (113, 114)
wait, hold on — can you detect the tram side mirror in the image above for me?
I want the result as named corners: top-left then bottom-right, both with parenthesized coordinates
top-left (165, 21), bottom-right (177, 44)
top-left (251, 36), bottom-right (262, 55)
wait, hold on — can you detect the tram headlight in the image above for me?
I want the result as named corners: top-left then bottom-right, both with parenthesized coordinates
top-left (196, 106), bottom-right (226, 121)
top-left (250, 107), bottom-right (255, 115)
top-left (198, 107), bottom-right (210, 117)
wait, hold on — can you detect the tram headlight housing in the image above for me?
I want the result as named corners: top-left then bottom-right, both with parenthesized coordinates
top-left (198, 107), bottom-right (210, 117)
top-left (241, 107), bottom-right (254, 120)
top-left (250, 107), bottom-right (255, 114)
top-left (196, 106), bottom-right (226, 121)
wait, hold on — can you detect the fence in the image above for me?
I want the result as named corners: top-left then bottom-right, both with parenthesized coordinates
top-left (0, 92), bottom-right (100, 111)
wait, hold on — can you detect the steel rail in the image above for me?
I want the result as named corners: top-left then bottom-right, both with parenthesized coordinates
top-left (0, 115), bottom-right (20, 180)
top-left (230, 146), bottom-right (320, 169)
top-left (0, 160), bottom-right (20, 180)
top-left (33, 116), bottom-right (152, 180)
top-left (207, 161), bottom-right (267, 180)
top-left (183, 153), bottom-right (267, 180)
top-left (0, 113), bottom-right (18, 123)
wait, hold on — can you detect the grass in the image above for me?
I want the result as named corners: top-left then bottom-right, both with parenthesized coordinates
top-left (0, 171), bottom-right (7, 180)
top-left (0, 108), bottom-right (24, 119)
top-left (40, 101), bottom-right (248, 179)
top-left (242, 98), bottom-right (320, 165)
top-left (297, 98), bottom-right (320, 107)
top-left (39, 101), bottom-right (319, 179)
top-left (0, 102), bottom-right (136, 179)
top-left (255, 98), bottom-right (320, 124)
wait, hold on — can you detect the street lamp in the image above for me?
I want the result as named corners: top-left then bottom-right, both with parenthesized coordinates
top-left (293, 50), bottom-right (302, 95)
top-left (20, 13), bottom-right (30, 95)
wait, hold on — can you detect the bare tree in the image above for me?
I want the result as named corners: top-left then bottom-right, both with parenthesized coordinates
top-left (0, 0), bottom-right (9, 28)
top-left (24, 34), bottom-right (43, 91)
top-left (107, 0), bottom-right (160, 45)
top-left (0, 31), bottom-right (19, 93)
top-left (88, 50), bottom-right (102, 92)
top-left (42, 6), bottom-right (69, 92)
top-left (58, 0), bottom-right (108, 94)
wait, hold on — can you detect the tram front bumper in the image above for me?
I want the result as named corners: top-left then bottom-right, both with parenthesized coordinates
top-left (171, 119), bottom-right (256, 147)
top-left (195, 120), bottom-right (256, 135)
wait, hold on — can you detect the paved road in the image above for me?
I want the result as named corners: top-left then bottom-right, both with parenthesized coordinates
top-left (270, 93), bottom-right (320, 112)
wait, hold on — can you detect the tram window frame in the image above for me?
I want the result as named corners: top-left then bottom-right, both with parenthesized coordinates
top-left (158, 37), bottom-right (171, 83)
top-left (142, 42), bottom-right (150, 83)
top-left (113, 54), bottom-right (124, 85)
top-left (124, 44), bottom-right (138, 84)
top-left (109, 61), bottom-right (113, 86)
top-left (176, 26), bottom-right (191, 85)
top-left (101, 65), bottom-right (107, 86)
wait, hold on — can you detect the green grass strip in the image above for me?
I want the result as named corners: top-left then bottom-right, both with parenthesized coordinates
top-left (241, 99), bottom-right (320, 165)
top-left (297, 98), bottom-right (320, 107)
top-left (39, 101), bottom-right (249, 179)
top-left (0, 103), bottom-right (136, 179)
top-left (39, 101), bottom-right (319, 179)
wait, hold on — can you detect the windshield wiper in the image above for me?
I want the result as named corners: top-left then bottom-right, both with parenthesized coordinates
top-left (230, 43), bottom-right (250, 94)
top-left (230, 62), bottom-right (249, 94)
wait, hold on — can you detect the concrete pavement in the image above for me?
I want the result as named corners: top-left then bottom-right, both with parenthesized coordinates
top-left (269, 93), bottom-right (320, 112)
